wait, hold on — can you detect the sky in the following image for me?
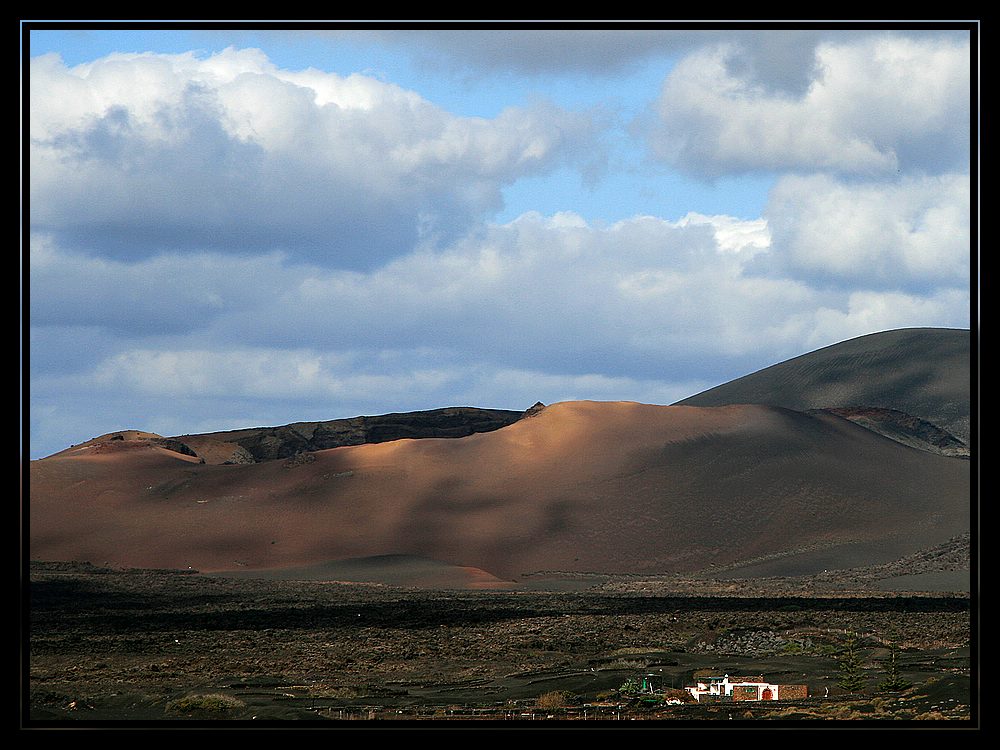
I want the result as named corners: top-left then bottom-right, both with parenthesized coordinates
top-left (24, 24), bottom-right (976, 459)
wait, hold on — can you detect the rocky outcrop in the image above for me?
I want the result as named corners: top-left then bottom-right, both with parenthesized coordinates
top-left (523, 401), bottom-right (547, 418)
top-left (173, 407), bottom-right (527, 464)
top-left (819, 407), bottom-right (969, 457)
top-left (221, 445), bottom-right (256, 465)
top-left (150, 438), bottom-right (201, 460)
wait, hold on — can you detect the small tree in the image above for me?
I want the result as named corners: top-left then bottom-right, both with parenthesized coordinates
top-left (618, 678), bottom-right (641, 696)
top-left (537, 690), bottom-right (575, 709)
top-left (836, 633), bottom-right (867, 693)
top-left (877, 642), bottom-right (911, 692)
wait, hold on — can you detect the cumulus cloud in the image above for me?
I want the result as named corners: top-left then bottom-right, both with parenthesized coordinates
top-left (760, 173), bottom-right (970, 290)
top-left (29, 47), bottom-right (600, 267)
top-left (29, 233), bottom-right (290, 335)
top-left (29, 207), bottom-right (970, 458)
top-left (266, 211), bottom-right (761, 373)
top-left (378, 29), bottom-right (709, 76)
top-left (647, 33), bottom-right (970, 177)
top-left (803, 288), bottom-right (971, 352)
top-left (33, 207), bottom-right (970, 370)
top-left (43, 345), bottom-right (708, 412)
top-left (84, 348), bottom-right (458, 401)
top-left (671, 212), bottom-right (770, 255)
top-left (29, 341), bottom-right (715, 457)
top-left (351, 29), bottom-right (957, 97)
top-left (27, 31), bottom-right (973, 459)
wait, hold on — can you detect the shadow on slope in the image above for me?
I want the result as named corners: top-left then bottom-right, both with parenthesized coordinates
top-left (677, 328), bottom-right (970, 446)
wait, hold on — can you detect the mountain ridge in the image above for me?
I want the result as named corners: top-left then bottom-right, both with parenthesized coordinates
top-left (30, 400), bottom-right (968, 583)
top-left (29, 327), bottom-right (972, 589)
top-left (676, 327), bottom-right (970, 445)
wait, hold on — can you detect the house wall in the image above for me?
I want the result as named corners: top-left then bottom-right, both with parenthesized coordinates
top-left (732, 685), bottom-right (760, 701)
top-left (687, 677), bottom-right (807, 702)
top-left (777, 684), bottom-right (808, 700)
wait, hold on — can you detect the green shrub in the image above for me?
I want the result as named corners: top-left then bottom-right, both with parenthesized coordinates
top-left (618, 678), bottom-right (641, 695)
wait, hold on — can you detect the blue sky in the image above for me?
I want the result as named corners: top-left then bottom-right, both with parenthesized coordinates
top-left (25, 24), bottom-right (975, 459)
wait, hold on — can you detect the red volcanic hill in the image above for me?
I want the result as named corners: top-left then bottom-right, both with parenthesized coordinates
top-left (30, 397), bottom-right (969, 585)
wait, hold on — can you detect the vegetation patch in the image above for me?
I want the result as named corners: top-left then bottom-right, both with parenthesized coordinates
top-left (165, 693), bottom-right (246, 717)
top-left (536, 690), bottom-right (577, 709)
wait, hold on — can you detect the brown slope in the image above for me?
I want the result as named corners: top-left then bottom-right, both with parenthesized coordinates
top-left (676, 328), bottom-right (971, 445)
top-left (44, 430), bottom-right (202, 461)
top-left (816, 407), bottom-right (969, 458)
top-left (30, 401), bottom-right (968, 581)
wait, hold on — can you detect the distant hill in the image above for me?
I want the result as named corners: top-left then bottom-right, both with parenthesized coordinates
top-left (677, 328), bottom-right (971, 446)
top-left (30, 400), bottom-right (968, 584)
top-left (29, 329), bottom-right (971, 588)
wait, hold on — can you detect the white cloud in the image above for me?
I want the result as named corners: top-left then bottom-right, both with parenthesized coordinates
top-left (389, 29), bottom-right (702, 75)
top-left (29, 47), bottom-right (600, 266)
top-left (648, 34), bottom-right (970, 177)
top-left (48, 345), bottom-right (709, 413)
top-left (671, 212), bottom-right (770, 255)
top-left (81, 348), bottom-right (458, 401)
top-left (350, 29), bottom-right (960, 97)
top-left (29, 233), bottom-right (292, 334)
top-left (31, 207), bottom-right (970, 390)
top-left (763, 173), bottom-right (970, 288)
top-left (29, 205), bottom-right (970, 458)
top-left (807, 289), bottom-right (971, 349)
top-left (27, 30), bottom-right (974, 460)
top-left (447, 367), bottom-right (715, 412)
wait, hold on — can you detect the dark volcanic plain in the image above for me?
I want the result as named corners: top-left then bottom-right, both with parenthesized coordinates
top-left (29, 562), bottom-right (971, 723)
top-left (26, 328), bottom-right (975, 724)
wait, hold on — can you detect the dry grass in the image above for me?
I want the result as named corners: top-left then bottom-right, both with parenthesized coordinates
top-left (914, 710), bottom-right (953, 720)
top-left (165, 693), bottom-right (246, 716)
top-left (536, 691), bottom-right (575, 709)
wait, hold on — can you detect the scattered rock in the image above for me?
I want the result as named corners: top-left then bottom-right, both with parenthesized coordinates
top-left (283, 452), bottom-right (317, 469)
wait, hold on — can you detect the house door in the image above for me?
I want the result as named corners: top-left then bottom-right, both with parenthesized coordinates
top-left (762, 688), bottom-right (773, 700)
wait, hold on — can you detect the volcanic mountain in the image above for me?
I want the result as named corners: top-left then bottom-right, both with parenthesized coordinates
top-left (678, 327), bottom-right (971, 450)
top-left (29, 328), bottom-right (971, 588)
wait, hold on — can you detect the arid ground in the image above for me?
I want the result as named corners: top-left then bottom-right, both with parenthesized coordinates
top-left (26, 328), bottom-right (974, 726)
top-left (26, 561), bottom-right (973, 725)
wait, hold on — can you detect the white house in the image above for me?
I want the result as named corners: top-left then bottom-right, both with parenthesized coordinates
top-left (685, 674), bottom-right (798, 702)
